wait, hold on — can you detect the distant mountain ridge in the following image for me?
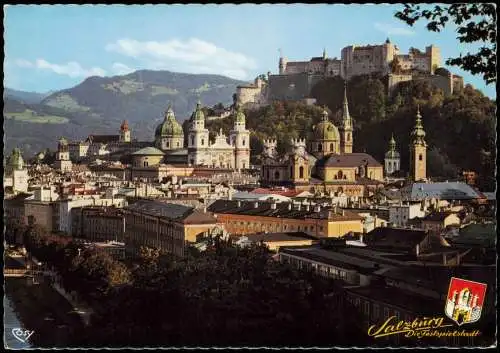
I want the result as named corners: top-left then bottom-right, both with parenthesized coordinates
top-left (4, 88), bottom-right (54, 104)
top-left (3, 70), bottom-right (247, 158)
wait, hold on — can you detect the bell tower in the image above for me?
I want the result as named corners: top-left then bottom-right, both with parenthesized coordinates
top-left (409, 106), bottom-right (427, 181)
top-left (339, 81), bottom-right (353, 154)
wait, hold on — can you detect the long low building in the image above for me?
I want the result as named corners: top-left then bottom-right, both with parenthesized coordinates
top-left (207, 200), bottom-right (364, 238)
top-left (123, 200), bottom-right (221, 257)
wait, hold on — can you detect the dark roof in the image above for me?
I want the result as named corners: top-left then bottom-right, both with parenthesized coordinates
top-left (345, 284), bottom-right (441, 316)
top-left (422, 211), bottom-right (456, 222)
top-left (279, 245), bottom-right (396, 274)
top-left (207, 200), bottom-right (363, 221)
top-left (183, 210), bottom-right (217, 225)
top-left (124, 200), bottom-right (194, 221)
top-left (86, 135), bottom-right (120, 143)
top-left (364, 227), bottom-right (427, 251)
top-left (317, 153), bottom-right (382, 168)
top-left (410, 182), bottom-right (481, 200)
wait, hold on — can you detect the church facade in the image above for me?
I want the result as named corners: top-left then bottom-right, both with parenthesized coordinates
top-left (261, 84), bottom-right (384, 198)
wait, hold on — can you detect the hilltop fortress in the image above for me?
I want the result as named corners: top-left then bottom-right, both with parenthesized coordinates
top-left (236, 39), bottom-right (464, 108)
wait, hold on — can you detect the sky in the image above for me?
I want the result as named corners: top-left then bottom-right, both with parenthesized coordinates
top-left (3, 4), bottom-right (496, 99)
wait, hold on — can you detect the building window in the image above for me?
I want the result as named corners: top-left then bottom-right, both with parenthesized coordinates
top-left (191, 136), bottom-right (194, 145)
top-left (419, 154), bottom-right (423, 161)
top-left (299, 166), bottom-right (304, 179)
top-left (243, 139), bottom-right (246, 146)
top-left (267, 170), bottom-right (270, 179)
top-left (364, 301), bottom-right (370, 315)
top-left (347, 133), bottom-right (351, 141)
top-left (290, 166), bottom-right (293, 177)
top-left (330, 143), bottom-right (334, 151)
top-left (373, 304), bottom-right (380, 319)
top-left (274, 171), bottom-right (280, 180)
top-left (318, 143), bottom-right (323, 152)
top-left (177, 142), bottom-right (180, 147)
top-left (201, 139), bottom-right (205, 146)
top-left (337, 170), bottom-right (343, 179)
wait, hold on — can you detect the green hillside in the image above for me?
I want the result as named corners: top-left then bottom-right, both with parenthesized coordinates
top-left (3, 70), bottom-right (246, 158)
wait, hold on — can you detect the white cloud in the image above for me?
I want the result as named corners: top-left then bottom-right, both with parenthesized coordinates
top-left (111, 62), bottom-right (135, 75)
top-left (105, 37), bottom-right (257, 80)
top-left (374, 22), bottom-right (415, 36)
top-left (15, 59), bottom-right (34, 68)
top-left (15, 58), bottom-right (107, 78)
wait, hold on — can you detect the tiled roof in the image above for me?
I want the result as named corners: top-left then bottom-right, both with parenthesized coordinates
top-left (207, 200), bottom-right (363, 221)
top-left (131, 147), bottom-right (165, 156)
top-left (364, 227), bottom-right (427, 251)
top-left (87, 135), bottom-right (120, 143)
top-left (317, 153), bottom-right (382, 168)
top-left (410, 182), bottom-right (481, 200)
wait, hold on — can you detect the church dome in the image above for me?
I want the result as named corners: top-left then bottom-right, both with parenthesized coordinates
top-left (314, 120), bottom-right (340, 141)
top-left (155, 107), bottom-right (183, 138)
top-left (190, 101), bottom-right (205, 121)
top-left (235, 107), bottom-right (246, 123)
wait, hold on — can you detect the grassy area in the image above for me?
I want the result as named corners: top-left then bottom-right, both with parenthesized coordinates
top-left (102, 79), bottom-right (144, 95)
top-left (5, 278), bottom-right (84, 347)
top-left (150, 85), bottom-right (179, 96)
top-left (43, 93), bottom-right (90, 112)
top-left (4, 109), bottom-right (69, 124)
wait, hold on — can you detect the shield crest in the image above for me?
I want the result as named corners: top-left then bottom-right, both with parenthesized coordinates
top-left (444, 277), bottom-right (487, 326)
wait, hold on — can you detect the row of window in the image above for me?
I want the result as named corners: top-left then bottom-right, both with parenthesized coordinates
top-left (282, 255), bottom-right (348, 281)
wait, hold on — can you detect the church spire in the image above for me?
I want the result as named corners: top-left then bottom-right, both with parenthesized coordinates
top-left (411, 105), bottom-right (426, 145)
top-left (389, 133), bottom-right (396, 150)
top-left (342, 81), bottom-right (351, 125)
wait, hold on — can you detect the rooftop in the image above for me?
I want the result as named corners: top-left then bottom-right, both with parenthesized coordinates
top-left (404, 182), bottom-right (481, 201)
top-left (124, 199), bottom-right (216, 224)
top-left (131, 147), bottom-right (165, 156)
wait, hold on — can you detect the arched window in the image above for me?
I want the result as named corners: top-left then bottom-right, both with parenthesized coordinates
top-left (201, 139), bottom-right (205, 146)
top-left (318, 143), bottom-right (323, 152)
top-left (299, 166), bottom-right (304, 179)
top-left (242, 139), bottom-right (246, 146)
top-left (419, 154), bottom-right (423, 161)
top-left (337, 170), bottom-right (343, 179)
top-left (166, 141), bottom-right (170, 148)
top-left (274, 171), bottom-right (280, 180)
top-left (330, 143), bottom-right (334, 152)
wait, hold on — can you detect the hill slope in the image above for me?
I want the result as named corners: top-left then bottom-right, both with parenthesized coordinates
top-left (4, 88), bottom-right (54, 104)
top-left (4, 70), bottom-right (245, 157)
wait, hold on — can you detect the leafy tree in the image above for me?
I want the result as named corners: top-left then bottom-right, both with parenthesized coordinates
top-left (395, 4), bottom-right (496, 84)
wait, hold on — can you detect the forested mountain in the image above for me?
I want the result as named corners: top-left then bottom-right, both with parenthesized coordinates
top-left (206, 75), bottom-right (495, 191)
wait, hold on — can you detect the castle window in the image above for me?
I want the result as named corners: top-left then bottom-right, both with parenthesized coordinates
top-left (299, 166), bottom-right (304, 179)
top-left (318, 143), bottom-right (323, 152)
top-left (330, 143), bottom-right (334, 152)
top-left (419, 154), bottom-right (423, 161)
top-left (274, 171), bottom-right (280, 180)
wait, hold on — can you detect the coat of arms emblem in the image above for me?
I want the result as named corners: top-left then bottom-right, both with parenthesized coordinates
top-left (444, 277), bottom-right (487, 326)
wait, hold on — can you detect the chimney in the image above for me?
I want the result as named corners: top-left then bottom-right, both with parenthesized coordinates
top-left (314, 205), bottom-right (321, 213)
top-left (254, 201), bottom-right (259, 209)
top-left (270, 201), bottom-right (277, 210)
top-left (237, 200), bottom-right (241, 208)
top-left (305, 204), bottom-right (310, 211)
top-left (288, 203), bottom-right (292, 211)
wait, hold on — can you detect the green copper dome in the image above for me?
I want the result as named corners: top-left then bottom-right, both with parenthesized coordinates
top-left (190, 101), bottom-right (205, 121)
top-left (235, 106), bottom-right (246, 123)
top-left (155, 107), bottom-right (183, 137)
top-left (313, 108), bottom-right (340, 141)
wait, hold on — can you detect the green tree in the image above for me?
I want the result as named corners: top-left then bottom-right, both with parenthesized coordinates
top-left (395, 4), bottom-right (496, 84)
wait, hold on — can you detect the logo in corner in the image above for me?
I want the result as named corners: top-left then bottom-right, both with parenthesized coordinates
top-left (444, 277), bottom-right (487, 326)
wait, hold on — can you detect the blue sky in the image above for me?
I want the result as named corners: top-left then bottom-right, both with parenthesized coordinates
top-left (4, 4), bottom-right (496, 99)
